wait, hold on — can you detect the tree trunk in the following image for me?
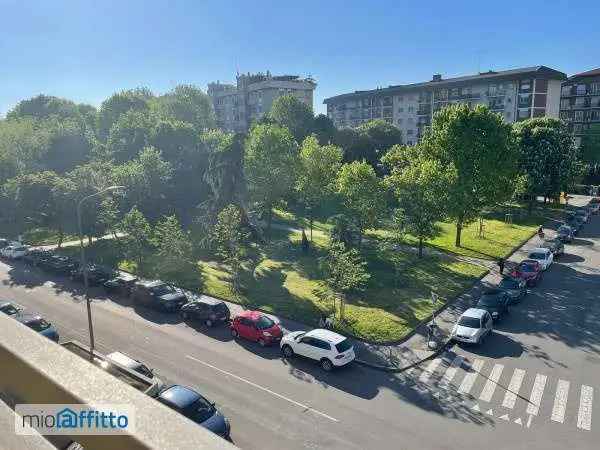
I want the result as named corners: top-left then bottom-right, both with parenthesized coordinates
top-left (266, 209), bottom-right (272, 241)
top-left (418, 237), bottom-right (423, 258)
top-left (309, 216), bottom-right (314, 242)
top-left (57, 227), bottom-right (64, 249)
top-left (88, 235), bottom-right (92, 246)
top-left (455, 222), bottom-right (462, 247)
top-left (528, 195), bottom-right (534, 215)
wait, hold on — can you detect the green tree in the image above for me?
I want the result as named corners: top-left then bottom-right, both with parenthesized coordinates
top-left (421, 104), bottom-right (518, 246)
top-left (152, 84), bottom-right (215, 132)
top-left (212, 204), bottom-right (248, 294)
top-left (6, 94), bottom-right (90, 122)
top-left (313, 114), bottom-right (336, 145)
top-left (269, 95), bottom-right (314, 143)
top-left (118, 207), bottom-right (152, 270)
top-left (244, 123), bottom-right (298, 238)
top-left (106, 109), bottom-right (156, 163)
top-left (336, 161), bottom-right (386, 246)
top-left (513, 117), bottom-right (579, 209)
top-left (296, 136), bottom-right (343, 240)
top-left (383, 145), bottom-right (449, 257)
top-left (97, 87), bottom-right (153, 140)
top-left (153, 215), bottom-right (193, 280)
top-left (578, 123), bottom-right (600, 183)
top-left (321, 241), bottom-right (370, 320)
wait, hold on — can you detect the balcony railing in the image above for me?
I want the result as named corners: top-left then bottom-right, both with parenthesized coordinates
top-left (0, 314), bottom-right (236, 450)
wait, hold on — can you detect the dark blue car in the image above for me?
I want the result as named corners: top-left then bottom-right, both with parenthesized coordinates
top-left (156, 385), bottom-right (230, 439)
top-left (16, 314), bottom-right (59, 342)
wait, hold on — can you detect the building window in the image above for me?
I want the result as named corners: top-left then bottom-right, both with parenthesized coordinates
top-left (591, 110), bottom-right (600, 121)
top-left (408, 106), bottom-right (415, 113)
top-left (406, 129), bottom-right (414, 136)
top-left (398, 107), bottom-right (404, 113)
top-left (407, 140), bottom-right (413, 146)
top-left (590, 83), bottom-right (600, 95)
top-left (574, 111), bottom-right (584, 122)
top-left (396, 96), bottom-right (404, 102)
top-left (576, 84), bottom-right (587, 95)
top-left (561, 85), bottom-right (573, 96)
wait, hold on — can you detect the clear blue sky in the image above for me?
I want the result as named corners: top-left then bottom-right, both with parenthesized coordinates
top-left (1, 0), bottom-right (599, 117)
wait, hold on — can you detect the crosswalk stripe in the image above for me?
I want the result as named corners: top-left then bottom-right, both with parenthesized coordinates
top-left (577, 385), bottom-right (593, 431)
top-left (418, 358), bottom-right (442, 383)
top-left (502, 368), bottom-right (525, 409)
top-left (526, 374), bottom-right (547, 416)
top-left (551, 379), bottom-right (570, 424)
top-left (457, 359), bottom-right (484, 395)
top-left (438, 355), bottom-right (464, 390)
top-left (479, 363), bottom-right (504, 402)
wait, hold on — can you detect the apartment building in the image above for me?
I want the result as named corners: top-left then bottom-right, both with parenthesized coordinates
top-left (324, 66), bottom-right (566, 145)
top-left (559, 68), bottom-right (600, 147)
top-left (207, 72), bottom-right (316, 133)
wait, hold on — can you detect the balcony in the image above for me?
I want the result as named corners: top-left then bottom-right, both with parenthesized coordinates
top-left (487, 90), bottom-right (506, 98)
top-left (417, 106), bottom-right (431, 116)
top-left (0, 313), bottom-right (236, 450)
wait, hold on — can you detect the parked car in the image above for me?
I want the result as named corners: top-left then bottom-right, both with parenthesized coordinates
top-left (540, 238), bottom-right (564, 257)
top-left (103, 273), bottom-right (138, 297)
top-left (180, 296), bottom-right (230, 327)
top-left (0, 301), bottom-right (22, 316)
top-left (280, 328), bottom-right (355, 371)
top-left (106, 351), bottom-right (164, 389)
top-left (451, 308), bottom-right (493, 345)
top-left (511, 259), bottom-right (543, 286)
top-left (566, 215), bottom-right (583, 233)
top-left (587, 201), bottom-right (600, 215)
top-left (23, 249), bottom-right (54, 266)
top-left (16, 313), bottom-right (59, 342)
top-left (574, 208), bottom-right (590, 223)
top-left (230, 310), bottom-right (283, 346)
top-left (42, 255), bottom-right (79, 275)
top-left (71, 264), bottom-right (115, 286)
top-left (557, 225), bottom-right (575, 243)
top-left (131, 280), bottom-right (188, 312)
top-left (497, 277), bottom-right (527, 303)
top-left (476, 289), bottom-right (510, 321)
top-left (0, 238), bottom-right (9, 249)
top-left (527, 247), bottom-right (554, 271)
top-left (155, 385), bottom-right (231, 439)
top-left (1, 245), bottom-right (28, 259)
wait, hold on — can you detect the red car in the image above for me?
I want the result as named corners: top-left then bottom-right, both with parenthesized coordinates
top-left (230, 311), bottom-right (283, 346)
top-left (511, 259), bottom-right (542, 286)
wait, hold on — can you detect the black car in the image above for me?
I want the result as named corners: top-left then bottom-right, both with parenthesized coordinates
top-left (23, 249), bottom-right (53, 266)
top-left (103, 273), bottom-right (138, 297)
top-left (71, 264), bottom-right (115, 286)
top-left (155, 385), bottom-right (230, 439)
top-left (131, 280), bottom-right (188, 312)
top-left (540, 238), bottom-right (564, 257)
top-left (0, 239), bottom-right (9, 249)
top-left (556, 225), bottom-right (574, 243)
top-left (476, 289), bottom-right (510, 321)
top-left (497, 277), bottom-right (527, 304)
top-left (0, 301), bottom-right (22, 316)
top-left (565, 214), bottom-right (584, 233)
top-left (41, 255), bottom-right (79, 275)
top-left (180, 296), bottom-right (231, 327)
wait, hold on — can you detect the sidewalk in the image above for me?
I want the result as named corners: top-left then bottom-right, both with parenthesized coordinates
top-left (352, 194), bottom-right (591, 371)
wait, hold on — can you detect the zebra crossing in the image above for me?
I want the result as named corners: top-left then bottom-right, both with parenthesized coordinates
top-left (408, 352), bottom-right (595, 432)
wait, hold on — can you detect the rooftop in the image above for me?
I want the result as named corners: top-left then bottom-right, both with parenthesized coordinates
top-left (462, 308), bottom-right (488, 319)
top-left (324, 65), bottom-right (567, 104)
top-left (568, 68), bottom-right (600, 80)
top-left (306, 328), bottom-right (347, 344)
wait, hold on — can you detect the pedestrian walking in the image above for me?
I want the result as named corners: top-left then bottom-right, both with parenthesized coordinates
top-left (497, 258), bottom-right (505, 275)
top-left (538, 226), bottom-right (545, 239)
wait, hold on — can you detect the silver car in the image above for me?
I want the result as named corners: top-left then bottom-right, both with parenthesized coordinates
top-left (451, 308), bottom-right (493, 345)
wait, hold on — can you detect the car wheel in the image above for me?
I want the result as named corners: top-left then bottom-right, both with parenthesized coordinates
top-left (231, 328), bottom-right (239, 338)
top-left (258, 338), bottom-right (266, 347)
top-left (320, 358), bottom-right (333, 371)
top-left (205, 319), bottom-right (213, 327)
top-left (282, 344), bottom-right (294, 358)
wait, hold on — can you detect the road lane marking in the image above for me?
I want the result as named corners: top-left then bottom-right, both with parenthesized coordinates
top-left (577, 385), bottom-right (593, 431)
top-left (438, 356), bottom-right (464, 390)
top-left (502, 369), bottom-right (525, 409)
top-left (185, 355), bottom-right (339, 422)
top-left (418, 358), bottom-right (442, 383)
top-left (479, 363), bottom-right (504, 402)
top-left (458, 359), bottom-right (484, 395)
top-left (526, 374), bottom-right (547, 416)
top-left (551, 379), bottom-right (570, 423)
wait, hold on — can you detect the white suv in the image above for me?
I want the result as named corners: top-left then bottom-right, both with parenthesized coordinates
top-left (527, 247), bottom-right (553, 270)
top-left (280, 329), bottom-right (355, 371)
top-left (451, 308), bottom-right (493, 345)
top-left (1, 245), bottom-right (28, 259)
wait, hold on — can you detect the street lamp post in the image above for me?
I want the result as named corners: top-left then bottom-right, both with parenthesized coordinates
top-left (76, 185), bottom-right (124, 359)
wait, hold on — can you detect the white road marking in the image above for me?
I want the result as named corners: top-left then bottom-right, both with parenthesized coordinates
top-left (418, 358), bottom-right (442, 383)
top-left (526, 374), bottom-right (547, 416)
top-left (514, 417), bottom-right (523, 426)
top-left (486, 409), bottom-right (493, 416)
top-left (472, 404), bottom-right (480, 411)
top-left (551, 379), bottom-right (570, 424)
top-left (479, 363), bottom-right (504, 402)
top-left (526, 414), bottom-right (533, 428)
top-left (502, 369), bottom-right (525, 409)
top-left (438, 355), bottom-right (464, 390)
top-left (185, 355), bottom-right (339, 423)
top-left (458, 359), bottom-right (484, 395)
top-left (499, 414), bottom-right (509, 421)
top-left (577, 385), bottom-right (593, 431)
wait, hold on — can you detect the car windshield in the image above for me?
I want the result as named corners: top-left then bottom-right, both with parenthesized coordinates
top-left (28, 319), bottom-right (50, 331)
top-left (1, 304), bottom-right (19, 315)
top-left (528, 253), bottom-right (545, 260)
top-left (335, 339), bottom-right (353, 353)
top-left (134, 364), bottom-right (153, 378)
top-left (151, 284), bottom-right (175, 295)
top-left (214, 303), bottom-right (229, 314)
top-left (558, 227), bottom-right (569, 233)
top-left (521, 263), bottom-right (536, 272)
top-left (478, 296), bottom-right (500, 307)
top-left (499, 279), bottom-right (519, 289)
top-left (458, 316), bottom-right (480, 328)
top-left (183, 396), bottom-right (215, 423)
top-left (256, 315), bottom-right (275, 330)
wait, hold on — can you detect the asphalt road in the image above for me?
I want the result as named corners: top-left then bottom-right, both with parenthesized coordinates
top-left (1, 211), bottom-right (598, 450)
